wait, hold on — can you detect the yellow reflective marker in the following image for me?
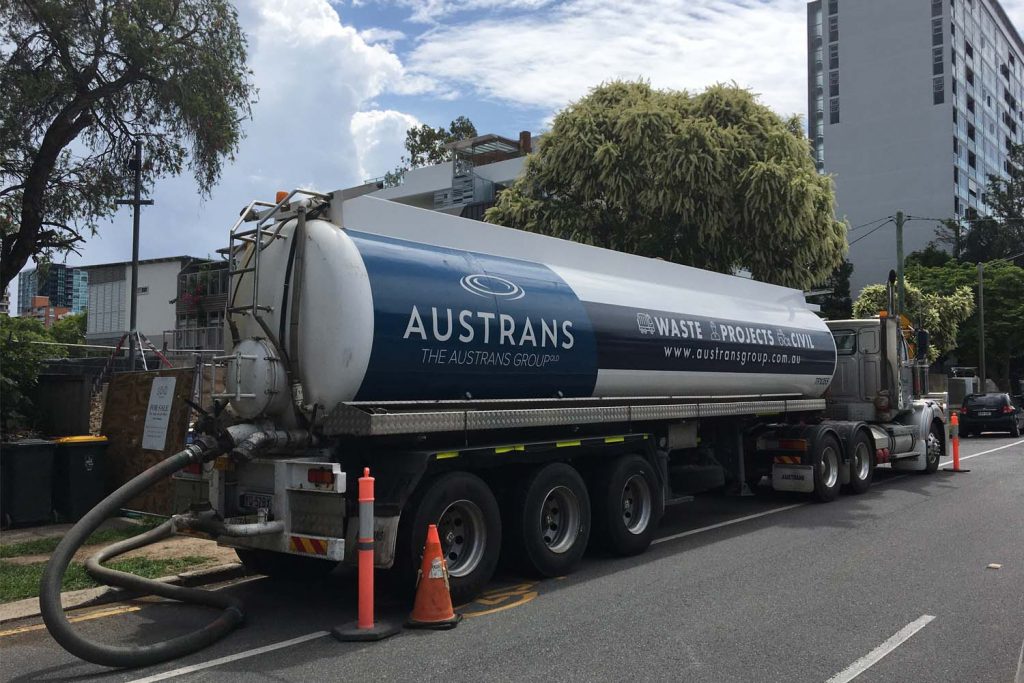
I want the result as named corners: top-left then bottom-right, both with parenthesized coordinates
top-left (604, 436), bottom-right (625, 444)
top-left (494, 445), bottom-right (525, 454)
top-left (435, 451), bottom-right (459, 460)
top-left (0, 605), bottom-right (141, 638)
top-left (555, 440), bottom-right (581, 448)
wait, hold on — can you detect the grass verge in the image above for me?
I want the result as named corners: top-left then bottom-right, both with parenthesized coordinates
top-left (0, 522), bottom-right (160, 559)
top-left (0, 556), bottom-right (213, 603)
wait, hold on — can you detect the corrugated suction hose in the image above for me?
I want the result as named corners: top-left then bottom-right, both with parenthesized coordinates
top-left (39, 435), bottom-right (244, 669)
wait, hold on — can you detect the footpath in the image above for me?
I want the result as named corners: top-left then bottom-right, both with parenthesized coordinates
top-left (0, 517), bottom-right (248, 625)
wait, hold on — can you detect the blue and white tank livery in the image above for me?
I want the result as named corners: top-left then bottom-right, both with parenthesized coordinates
top-left (227, 195), bottom-right (837, 417)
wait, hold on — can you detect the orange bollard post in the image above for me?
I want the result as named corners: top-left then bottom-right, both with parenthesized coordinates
top-left (332, 467), bottom-right (399, 642)
top-left (942, 411), bottom-right (970, 473)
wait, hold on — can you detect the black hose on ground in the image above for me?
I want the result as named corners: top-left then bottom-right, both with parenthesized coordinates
top-left (39, 435), bottom-right (245, 669)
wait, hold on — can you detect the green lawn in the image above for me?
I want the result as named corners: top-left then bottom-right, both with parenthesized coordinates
top-left (0, 556), bottom-right (213, 603)
top-left (0, 522), bottom-right (160, 559)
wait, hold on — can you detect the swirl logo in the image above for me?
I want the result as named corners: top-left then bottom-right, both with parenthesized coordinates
top-left (459, 274), bottom-right (525, 300)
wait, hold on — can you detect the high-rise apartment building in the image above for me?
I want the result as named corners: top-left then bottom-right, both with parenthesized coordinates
top-left (807, 0), bottom-right (1024, 295)
top-left (17, 264), bottom-right (89, 315)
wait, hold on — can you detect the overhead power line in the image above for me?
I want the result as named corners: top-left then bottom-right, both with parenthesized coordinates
top-left (848, 218), bottom-right (895, 246)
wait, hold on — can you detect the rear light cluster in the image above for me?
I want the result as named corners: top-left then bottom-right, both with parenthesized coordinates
top-left (307, 467), bottom-right (335, 486)
top-left (1003, 405), bottom-right (1015, 414)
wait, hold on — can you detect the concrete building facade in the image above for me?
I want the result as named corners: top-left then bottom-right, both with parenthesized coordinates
top-left (83, 256), bottom-right (198, 346)
top-left (808, 0), bottom-right (1024, 295)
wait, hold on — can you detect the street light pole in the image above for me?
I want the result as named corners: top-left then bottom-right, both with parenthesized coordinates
top-left (115, 140), bottom-right (154, 371)
top-left (895, 210), bottom-right (906, 317)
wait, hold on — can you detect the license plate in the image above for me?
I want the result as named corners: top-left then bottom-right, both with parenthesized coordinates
top-left (240, 492), bottom-right (273, 511)
top-left (977, 411), bottom-right (991, 416)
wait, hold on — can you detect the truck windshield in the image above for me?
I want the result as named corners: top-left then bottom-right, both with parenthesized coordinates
top-left (833, 330), bottom-right (856, 355)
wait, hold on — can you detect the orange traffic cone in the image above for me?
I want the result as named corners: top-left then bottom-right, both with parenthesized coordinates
top-left (406, 524), bottom-right (462, 629)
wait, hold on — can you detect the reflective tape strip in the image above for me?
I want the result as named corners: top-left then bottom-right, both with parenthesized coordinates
top-left (436, 451), bottom-right (460, 460)
top-left (290, 536), bottom-right (328, 556)
top-left (359, 500), bottom-right (373, 540)
top-left (495, 445), bottom-right (526, 454)
top-left (556, 440), bottom-right (581, 448)
top-left (604, 436), bottom-right (625, 444)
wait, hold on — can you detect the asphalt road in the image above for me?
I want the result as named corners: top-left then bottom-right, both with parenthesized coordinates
top-left (3, 435), bottom-right (1022, 683)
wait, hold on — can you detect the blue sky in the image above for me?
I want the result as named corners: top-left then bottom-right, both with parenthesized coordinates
top-left (10, 0), bottom-right (1024, 307)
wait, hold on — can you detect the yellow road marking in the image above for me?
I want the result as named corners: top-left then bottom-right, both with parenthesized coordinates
top-left (0, 605), bottom-right (141, 638)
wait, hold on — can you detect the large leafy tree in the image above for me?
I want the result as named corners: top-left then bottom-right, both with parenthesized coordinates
top-left (485, 81), bottom-right (847, 289)
top-left (906, 259), bottom-right (1024, 389)
top-left (384, 116), bottom-right (477, 187)
top-left (0, 314), bottom-right (66, 434)
top-left (0, 0), bottom-right (257, 291)
top-left (852, 279), bottom-right (974, 363)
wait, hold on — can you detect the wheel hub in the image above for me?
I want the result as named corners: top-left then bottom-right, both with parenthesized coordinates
top-left (437, 499), bottom-right (486, 578)
top-left (539, 486), bottom-right (580, 554)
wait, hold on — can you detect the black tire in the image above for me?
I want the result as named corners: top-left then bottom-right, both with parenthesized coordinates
top-left (392, 471), bottom-right (501, 605)
top-left (235, 548), bottom-right (337, 580)
top-left (844, 431), bottom-right (874, 494)
top-left (812, 433), bottom-right (842, 502)
top-left (507, 463), bottom-right (591, 577)
top-left (592, 455), bottom-right (663, 556)
top-left (922, 421), bottom-right (944, 474)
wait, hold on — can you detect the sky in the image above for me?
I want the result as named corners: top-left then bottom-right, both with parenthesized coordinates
top-left (11, 0), bottom-right (1024, 307)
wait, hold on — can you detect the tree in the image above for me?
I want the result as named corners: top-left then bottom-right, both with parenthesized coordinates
top-left (0, 0), bottom-right (257, 292)
top-left (812, 259), bottom-right (853, 320)
top-left (485, 81), bottom-right (846, 289)
top-left (906, 244), bottom-right (952, 268)
top-left (50, 310), bottom-right (86, 356)
top-left (383, 116), bottom-right (477, 187)
top-left (852, 278), bottom-right (974, 363)
top-left (0, 314), bottom-right (66, 434)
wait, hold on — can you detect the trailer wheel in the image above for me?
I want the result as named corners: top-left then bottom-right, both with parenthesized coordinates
top-left (922, 421), bottom-right (944, 474)
top-left (844, 431), bottom-right (874, 494)
top-left (593, 455), bottom-right (663, 556)
top-left (393, 472), bottom-right (501, 604)
top-left (507, 463), bottom-right (591, 577)
top-left (234, 548), bottom-right (337, 580)
top-left (811, 434), bottom-right (842, 502)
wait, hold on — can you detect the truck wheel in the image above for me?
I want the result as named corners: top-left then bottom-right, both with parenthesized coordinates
top-left (235, 548), bottom-right (337, 580)
top-left (592, 455), bottom-right (663, 556)
top-left (812, 434), bottom-right (842, 502)
top-left (922, 422), bottom-right (944, 474)
top-left (507, 463), bottom-right (591, 577)
top-left (393, 472), bottom-right (501, 605)
top-left (844, 432), bottom-right (874, 494)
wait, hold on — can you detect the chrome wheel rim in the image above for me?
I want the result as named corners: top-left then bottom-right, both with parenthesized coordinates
top-left (821, 446), bottom-right (839, 489)
top-left (539, 485), bottom-right (581, 554)
top-left (926, 431), bottom-right (942, 465)
top-left (621, 474), bottom-right (652, 535)
top-left (853, 442), bottom-right (871, 481)
top-left (437, 499), bottom-right (486, 578)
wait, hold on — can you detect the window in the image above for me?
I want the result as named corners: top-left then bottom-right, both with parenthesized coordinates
top-left (968, 150), bottom-right (976, 168)
top-left (933, 17), bottom-right (943, 46)
top-left (829, 44), bottom-right (839, 69)
top-left (137, 286), bottom-right (149, 295)
top-left (828, 0), bottom-right (838, 15)
top-left (934, 46), bottom-right (944, 75)
top-left (934, 76), bottom-right (945, 104)
top-left (966, 66), bottom-right (974, 86)
top-left (932, 0), bottom-right (942, 17)
top-left (829, 70), bottom-right (839, 97)
top-left (967, 122), bottom-right (975, 140)
top-left (829, 16), bottom-right (838, 42)
top-left (833, 330), bottom-right (856, 355)
top-left (965, 41), bottom-right (974, 59)
top-left (829, 97), bottom-right (840, 124)
top-left (967, 95), bottom-right (975, 112)
top-left (954, 165), bottom-right (959, 183)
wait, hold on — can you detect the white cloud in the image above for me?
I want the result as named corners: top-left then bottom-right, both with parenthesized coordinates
top-left (350, 109), bottom-right (421, 179)
top-left (358, 27), bottom-right (407, 47)
top-left (404, 0), bottom-right (811, 118)
top-left (64, 0), bottom-right (413, 269)
top-left (387, 0), bottom-right (555, 23)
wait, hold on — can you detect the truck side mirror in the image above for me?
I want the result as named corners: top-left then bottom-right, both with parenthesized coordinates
top-left (916, 330), bottom-right (929, 361)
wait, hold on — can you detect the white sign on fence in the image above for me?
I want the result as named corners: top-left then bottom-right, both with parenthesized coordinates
top-left (142, 377), bottom-right (176, 451)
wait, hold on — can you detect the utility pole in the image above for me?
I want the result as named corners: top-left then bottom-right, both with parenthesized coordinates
top-left (895, 210), bottom-right (906, 318)
top-left (977, 262), bottom-right (985, 390)
top-left (115, 140), bottom-right (154, 371)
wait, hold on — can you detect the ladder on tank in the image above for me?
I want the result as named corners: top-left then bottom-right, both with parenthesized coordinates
top-left (224, 189), bottom-right (332, 323)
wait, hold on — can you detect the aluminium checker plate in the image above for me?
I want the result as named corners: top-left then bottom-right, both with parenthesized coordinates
top-left (320, 396), bottom-right (827, 437)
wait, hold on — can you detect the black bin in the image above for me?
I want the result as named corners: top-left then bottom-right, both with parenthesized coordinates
top-left (52, 436), bottom-right (109, 522)
top-left (0, 439), bottom-right (55, 527)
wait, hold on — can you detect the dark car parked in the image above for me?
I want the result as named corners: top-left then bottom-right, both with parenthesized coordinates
top-left (959, 393), bottom-right (1024, 437)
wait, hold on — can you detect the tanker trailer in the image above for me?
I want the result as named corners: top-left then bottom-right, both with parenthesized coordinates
top-left (196, 189), bottom-right (944, 602)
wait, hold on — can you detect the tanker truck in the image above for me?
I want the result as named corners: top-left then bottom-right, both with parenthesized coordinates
top-left (188, 187), bottom-right (946, 603)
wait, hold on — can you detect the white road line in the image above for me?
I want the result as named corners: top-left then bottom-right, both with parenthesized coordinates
top-left (652, 503), bottom-right (806, 545)
top-left (826, 615), bottom-right (936, 683)
top-left (941, 439), bottom-right (1024, 468)
top-left (127, 631), bottom-right (330, 683)
top-left (1014, 631), bottom-right (1024, 683)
